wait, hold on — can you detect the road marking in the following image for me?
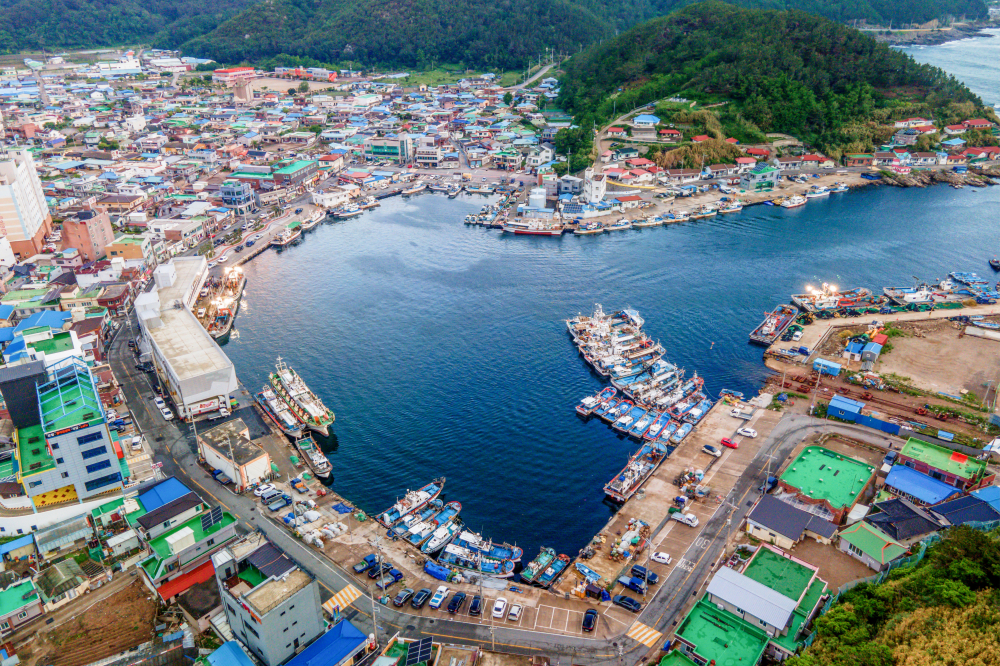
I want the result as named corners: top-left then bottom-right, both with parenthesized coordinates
top-left (626, 621), bottom-right (662, 647)
top-left (322, 584), bottom-right (363, 615)
top-left (695, 537), bottom-right (709, 549)
top-left (676, 559), bottom-right (694, 572)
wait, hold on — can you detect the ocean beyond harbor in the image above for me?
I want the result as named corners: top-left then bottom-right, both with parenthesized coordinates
top-left (223, 184), bottom-right (1000, 557)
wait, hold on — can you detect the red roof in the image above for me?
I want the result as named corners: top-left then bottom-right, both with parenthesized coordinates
top-left (746, 147), bottom-right (770, 156)
top-left (801, 154), bottom-right (827, 162)
top-left (725, 137), bottom-right (739, 144)
top-left (659, 128), bottom-right (681, 135)
top-left (691, 135), bottom-right (710, 142)
top-left (735, 157), bottom-right (756, 164)
top-left (616, 195), bottom-right (643, 202)
top-left (608, 127), bottom-right (625, 132)
top-left (214, 67), bottom-right (255, 74)
top-left (872, 334), bottom-right (888, 345)
top-left (156, 560), bottom-right (216, 601)
top-left (963, 119), bottom-right (992, 127)
top-left (945, 124), bottom-right (966, 130)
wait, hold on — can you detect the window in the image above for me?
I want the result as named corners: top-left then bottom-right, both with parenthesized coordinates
top-left (81, 445), bottom-right (108, 460)
top-left (77, 432), bottom-right (104, 446)
top-left (292, 621), bottom-right (297, 627)
top-left (16, 611), bottom-right (28, 620)
top-left (29, 481), bottom-right (43, 488)
top-left (86, 460), bottom-right (112, 474)
top-left (247, 625), bottom-right (259, 638)
top-left (847, 542), bottom-right (864, 558)
top-left (52, 443), bottom-right (59, 449)
top-left (84, 472), bottom-right (121, 492)
top-left (56, 458), bottom-right (64, 464)
top-left (207, 538), bottom-right (214, 546)
top-left (162, 521), bottom-right (172, 529)
top-left (1, 621), bottom-right (8, 630)
top-left (61, 472), bottom-right (69, 479)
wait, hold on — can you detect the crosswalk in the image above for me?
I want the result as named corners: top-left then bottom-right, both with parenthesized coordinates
top-left (322, 584), bottom-right (363, 616)
top-left (627, 621), bottom-right (663, 647)
top-left (130, 453), bottom-right (150, 462)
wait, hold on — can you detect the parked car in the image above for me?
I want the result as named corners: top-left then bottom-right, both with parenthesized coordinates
top-left (702, 444), bottom-right (721, 457)
top-left (154, 397), bottom-right (166, 409)
top-left (617, 575), bottom-right (647, 595)
top-left (367, 563), bottom-right (393, 579)
top-left (160, 407), bottom-right (174, 421)
top-left (130, 436), bottom-right (143, 451)
top-left (469, 595), bottom-right (482, 616)
top-left (429, 586), bottom-right (449, 610)
top-left (352, 555), bottom-right (377, 574)
top-left (492, 597), bottom-right (507, 619)
top-left (883, 450), bottom-right (898, 466)
top-left (446, 592), bottom-right (467, 614)
top-left (393, 589), bottom-right (414, 607)
top-left (737, 428), bottom-right (757, 438)
top-left (375, 569), bottom-right (403, 590)
top-left (295, 208), bottom-right (303, 214)
top-left (582, 609), bottom-right (599, 632)
top-left (613, 595), bottom-right (642, 613)
top-left (720, 438), bottom-right (738, 449)
top-left (507, 604), bottom-right (522, 621)
top-left (411, 588), bottom-right (433, 609)
top-left (672, 512), bottom-right (699, 527)
top-left (650, 551), bottom-right (673, 565)
top-left (630, 564), bottom-right (659, 585)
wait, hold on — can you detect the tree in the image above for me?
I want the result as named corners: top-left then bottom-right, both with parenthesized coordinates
top-left (287, 88), bottom-right (296, 95)
top-left (297, 81), bottom-right (309, 93)
top-left (503, 91), bottom-right (513, 106)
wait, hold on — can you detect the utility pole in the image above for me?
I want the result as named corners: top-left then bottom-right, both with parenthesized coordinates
top-left (367, 535), bottom-right (384, 641)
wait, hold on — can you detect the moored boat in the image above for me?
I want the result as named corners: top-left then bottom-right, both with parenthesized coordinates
top-left (377, 478), bottom-right (445, 527)
top-left (421, 515), bottom-right (461, 554)
top-left (537, 553), bottom-right (570, 588)
top-left (270, 227), bottom-right (302, 246)
top-left (748, 304), bottom-right (798, 345)
top-left (604, 441), bottom-right (666, 503)
top-left (520, 547), bottom-right (556, 584)
top-left (402, 181), bottom-right (427, 195)
top-left (604, 218), bottom-right (632, 232)
top-left (780, 195), bottom-right (807, 209)
top-left (575, 221), bottom-right (604, 235)
top-left (452, 530), bottom-right (523, 562)
top-left (388, 499), bottom-right (443, 539)
top-left (269, 358), bottom-right (335, 435)
top-left (405, 500), bottom-right (461, 547)
top-left (255, 387), bottom-right (305, 438)
top-left (577, 387), bottom-right (615, 416)
top-left (334, 203), bottom-right (364, 218)
top-left (438, 543), bottom-right (515, 578)
top-left (294, 435), bottom-right (332, 478)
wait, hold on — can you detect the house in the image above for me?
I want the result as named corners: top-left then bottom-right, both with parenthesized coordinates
top-left (801, 154), bottom-right (834, 168)
top-left (942, 138), bottom-right (967, 152)
top-left (632, 114), bottom-right (659, 127)
top-left (659, 128), bottom-right (681, 142)
top-left (197, 419), bottom-right (271, 493)
top-left (745, 147), bottom-right (770, 159)
top-left (734, 157), bottom-right (756, 172)
top-left (897, 438), bottom-right (995, 492)
top-left (943, 124), bottom-right (967, 135)
top-left (930, 494), bottom-right (1000, 526)
top-left (691, 135), bottom-right (711, 143)
top-left (776, 446), bottom-right (875, 524)
top-left (745, 495), bottom-right (838, 549)
top-left (0, 578), bottom-right (45, 637)
top-left (845, 154), bottom-right (874, 167)
top-left (706, 164), bottom-right (736, 178)
top-left (873, 152), bottom-right (899, 166)
top-left (35, 559), bottom-right (91, 611)
top-left (615, 195), bottom-right (643, 210)
top-left (772, 156), bottom-right (802, 171)
top-left (963, 118), bottom-right (994, 130)
top-left (911, 152), bottom-right (938, 166)
top-left (740, 164), bottom-right (778, 191)
top-left (282, 619), bottom-right (370, 666)
top-left (883, 465), bottom-right (962, 506)
top-left (838, 521), bottom-right (907, 571)
top-left (863, 498), bottom-right (946, 546)
top-left (607, 127), bottom-right (627, 138)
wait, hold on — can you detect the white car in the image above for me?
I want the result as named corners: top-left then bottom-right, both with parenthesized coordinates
top-left (672, 512), bottom-right (699, 527)
top-left (507, 604), bottom-right (522, 621)
top-left (737, 427), bottom-right (758, 438)
top-left (702, 444), bottom-right (722, 458)
top-left (254, 483), bottom-right (276, 497)
top-left (650, 552), bottom-right (673, 565)
top-left (154, 397), bottom-right (166, 409)
top-left (429, 586), bottom-right (449, 610)
top-left (130, 436), bottom-right (143, 451)
top-left (160, 407), bottom-right (174, 421)
top-left (492, 597), bottom-right (507, 619)
top-left (219, 254), bottom-right (230, 263)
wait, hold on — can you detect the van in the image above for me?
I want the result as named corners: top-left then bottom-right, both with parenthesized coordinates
top-left (260, 489), bottom-right (282, 504)
top-left (197, 308), bottom-right (206, 318)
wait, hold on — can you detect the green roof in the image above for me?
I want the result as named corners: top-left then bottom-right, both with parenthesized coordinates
top-left (238, 565), bottom-right (268, 588)
top-left (742, 546), bottom-right (816, 602)
top-left (2, 288), bottom-right (48, 303)
top-left (674, 598), bottom-right (769, 666)
top-left (38, 364), bottom-right (103, 433)
top-left (659, 652), bottom-right (699, 666)
top-left (27, 331), bottom-right (76, 356)
top-left (901, 437), bottom-right (986, 481)
top-left (17, 425), bottom-right (55, 476)
top-left (92, 497), bottom-right (125, 519)
top-left (287, 220), bottom-right (302, 230)
top-left (111, 235), bottom-right (146, 246)
top-left (142, 510), bottom-right (237, 579)
top-left (273, 160), bottom-right (315, 175)
top-left (0, 579), bottom-right (39, 616)
top-left (839, 521), bottom-right (907, 564)
top-left (769, 577), bottom-right (828, 655)
top-left (779, 446), bottom-right (874, 510)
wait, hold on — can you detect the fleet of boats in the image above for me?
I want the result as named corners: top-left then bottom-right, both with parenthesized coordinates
top-left (567, 305), bottom-right (712, 503)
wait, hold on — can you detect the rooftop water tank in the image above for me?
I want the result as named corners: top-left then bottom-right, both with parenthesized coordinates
top-left (529, 187), bottom-right (546, 209)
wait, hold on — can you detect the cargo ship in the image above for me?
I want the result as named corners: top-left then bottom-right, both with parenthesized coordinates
top-left (269, 358), bottom-right (335, 436)
top-left (748, 304), bottom-right (799, 345)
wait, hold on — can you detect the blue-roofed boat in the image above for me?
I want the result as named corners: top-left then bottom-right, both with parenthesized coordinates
top-left (577, 387), bottom-right (615, 416)
top-left (628, 409), bottom-right (658, 438)
top-left (602, 399), bottom-right (633, 424)
top-left (404, 500), bottom-right (460, 547)
top-left (670, 422), bottom-right (693, 444)
top-left (643, 411), bottom-right (673, 441)
top-left (613, 405), bottom-right (646, 433)
top-left (575, 563), bottom-right (602, 583)
top-left (376, 478), bottom-right (445, 527)
top-left (684, 398), bottom-right (713, 424)
top-left (520, 547), bottom-right (556, 584)
top-left (452, 530), bottom-right (523, 562)
top-left (593, 397), bottom-right (621, 419)
top-left (437, 543), bottom-right (516, 578)
top-left (388, 499), bottom-right (443, 539)
top-left (658, 421), bottom-right (680, 444)
top-left (421, 504), bottom-right (462, 553)
top-left (604, 440), bottom-right (667, 503)
top-left (537, 553), bottom-right (571, 588)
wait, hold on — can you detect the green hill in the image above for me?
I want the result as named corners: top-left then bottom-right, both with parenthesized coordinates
top-left (557, 1), bottom-right (985, 156)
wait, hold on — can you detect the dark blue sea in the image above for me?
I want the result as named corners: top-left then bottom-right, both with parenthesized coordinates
top-left (222, 183), bottom-right (999, 558)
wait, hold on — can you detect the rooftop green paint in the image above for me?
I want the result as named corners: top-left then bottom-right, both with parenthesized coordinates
top-left (17, 425), bottom-right (55, 476)
top-left (742, 547), bottom-right (815, 602)
top-left (142, 510), bottom-right (237, 579)
top-left (0, 579), bottom-right (39, 616)
top-left (38, 366), bottom-right (103, 433)
top-left (779, 446), bottom-right (874, 509)
top-left (839, 521), bottom-right (907, 564)
top-left (901, 437), bottom-right (986, 481)
top-left (27, 331), bottom-right (76, 356)
top-left (674, 598), bottom-right (769, 666)
top-left (272, 160), bottom-right (315, 175)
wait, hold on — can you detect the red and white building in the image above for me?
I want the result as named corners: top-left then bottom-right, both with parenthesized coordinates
top-left (212, 67), bottom-right (258, 85)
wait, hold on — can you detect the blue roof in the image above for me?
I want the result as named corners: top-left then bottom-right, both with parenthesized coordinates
top-left (139, 477), bottom-right (192, 512)
top-left (0, 534), bottom-right (35, 557)
top-left (634, 114), bottom-right (660, 124)
top-left (972, 485), bottom-right (1000, 513)
top-left (931, 495), bottom-right (1000, 525)
top-left (885, 465), bottom-right (962, 505)
top-left (207, 642), bottom-right (256, 666)
top-left (829, 394), bottom-right (864, 414)
top-left (0, 304), bottom-right (14, 320)
top-left (285, 621), bottom-right (367, 666)
top-left (863, 342), bottom-right (883, 354)
top-left (14, 311), bottom-right (71, 333)
top-left (846, 341), bottom-right (864, 355)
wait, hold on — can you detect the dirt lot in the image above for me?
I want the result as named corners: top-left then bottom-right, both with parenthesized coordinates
top-left (23, 581), bottom-right (158, 666)
top-left (787, 537), bottom-right (875, 592)
top-left (250, 77), bottom-right (340, 93)
top-left (873, 318), bottom-right (1000, 397)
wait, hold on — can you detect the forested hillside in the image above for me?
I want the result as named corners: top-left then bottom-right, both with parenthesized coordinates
top-left (557, 1), bottom-right (984, 155)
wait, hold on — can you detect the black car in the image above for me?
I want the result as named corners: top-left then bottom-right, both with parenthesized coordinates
top-left (446, 592), bottom-right (467, 614)
top-left (411, 588), bottom-right (432, 609)
top-left (367, 563), bottom-right (393, 579)
top-left (613, 595), bottom-right (642, 613)
top-left (235, 244), bottom-right (245, 252)
top-left (295, 208), bottom-right (303, 214)
top-left (630, 565), bottom-right (659, 585)
top-left (392, 588), bottom-right (414, 607)
top-left (469, 595), bottom-right (482, 616)
top-left (582, 609), bottom-right (599, 632)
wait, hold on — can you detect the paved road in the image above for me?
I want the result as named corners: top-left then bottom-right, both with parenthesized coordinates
top-left (511, 64), bottom-right (555, 91)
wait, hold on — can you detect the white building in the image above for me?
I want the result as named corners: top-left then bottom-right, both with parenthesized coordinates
top-left (134, 258), bottom-right (238, 419)
top-left (582, 167), bottom-right (606, 204)
top-left (0, 148), bottom-right (51, 258)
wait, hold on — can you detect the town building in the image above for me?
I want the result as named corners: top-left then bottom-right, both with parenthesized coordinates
top-left (837, 521), bottom-right (907, 571)
top-left (212, 68), bottom-right (257, 85)
top-left (212, 533), bottom-right (324, 666)
top-left (0, 578), bottom-right (45, 637)
top-left (744, 495), bottom-right (838, 549)
top-left (0, 148), bottom-right (52, 259)
top-left (62, 207), bottom-right (114, 263)
top-left (197, 419), bottom-right (272, 492)
top-left (740, 164), bottom-right (778, 191)
top-left (775, 446), bottom-right (875, 524)
top-left (896, 438), bottom-right (994, 492)
top-left (220, 180), bottom-right (257, 216)
top-left (106, 235), bottom-right (155, 265)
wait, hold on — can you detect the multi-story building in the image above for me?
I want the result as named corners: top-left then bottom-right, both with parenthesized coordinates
top-left (272, 161), bottom-right (318, 188)
top-left (219, 180), bottom-right (257, 216)
top-left (212, 533), bottom-right (324, 666)
top-left (106, 234), bottom-right (154, 265)
top-left (3, 358), bottom-right (123, 509)
top-left (0, 148), bottom-right (52, 259)
top-left (582, 167), bottom-right (606, 204)
top-left (0, 578), bottom-right (45, 637)
top-left (896, 438), bottom-right (995, 492)
top-left (212, 67), bottom-right (257, 85)
top-left (363, 135), bottom-right (412, 164)
top-left (62, 207), bottom-right (114, 263)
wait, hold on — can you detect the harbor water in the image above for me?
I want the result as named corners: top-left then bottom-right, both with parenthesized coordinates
top-left (224, 184), bottom-right (1000, 557)
top-left (896, 29), bottom-right (1000, 106)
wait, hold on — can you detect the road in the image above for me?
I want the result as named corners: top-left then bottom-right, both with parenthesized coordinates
top-left (511, 64), bottom-right (554, 91)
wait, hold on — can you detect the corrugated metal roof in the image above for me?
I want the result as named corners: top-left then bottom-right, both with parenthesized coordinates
top-left (706, 566), bottom-right (797, 629)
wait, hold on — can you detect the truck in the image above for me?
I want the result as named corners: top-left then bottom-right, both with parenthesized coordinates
top-left (730, 408), bottom-right (754, 420)
top-left (290, 478), bottom-right (308, 493)
top-left (617, 575), bottom-right (648, 595)
top-left (267, 494), bottom-right (292, 511)
top-left (375, 569), bottom-right (404, 590)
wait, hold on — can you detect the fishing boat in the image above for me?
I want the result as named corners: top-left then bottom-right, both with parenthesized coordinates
top-left (537, 553), bottom-right (570, 588)
top-left (805, 186), bottom-right (830, 198)
top-left (359, 196), bottom-right (380, 210)
top-left (670, 422), bottom-right (693, 444)
top-left (402, 181), bottom-right (427, 195)
top-left (667, 211), bottom-right (690, 222)
top-left (422, 515), bottom-right (462, 554)
top-left (603, 399), bottom-right (633, 424)
top-left (628, 409), bottom-right (658, 438)
top-left (377, 478), bottom-right (445, 528)
top-left (780, 195), bottom-right (807, 209)
top-left (575, 221), bottom-right (604, 235)
top-left (405, 500), bottom-right (461, 547)
top-left (575, 563), bottom-right (601, 583)
top-left (428, 182), bottom-right (450, 193)
top-left (438, 543), bottom-right (515, 578)
top-left (689, 205), bottom-right (717, 219)
top-left (593, 397), bottom-right (621, 419)
top-left (613, 404), bottom-right (646, 433)
top-left (605, 218), bottom-right (632, 232)
top-left (452, 530), bottom-right (523, 562)
top-left (270, 227), bottom-right (302, 246)
top-left (972, 320), bottom-right (1000, 330)
top-left (643, 411), bottom-right (673, 441)
top-left (633, 216), bottom-right (663, 228)
top-left (293, 435), bottom-right (332, 478)
top-left (991, 258), bottom-right (1000, 272)
top-left (830, 182), bottom-right (849, 193)
top-left (502, 220), bottom-right (564, 236)
top-left (520, 547), bottom-right (556, 584)
top-left (684, 398), bottom-right (713, 424)
top-left (748, 304), bottom-right (799, 346)
top-left (604, 441), bottom-right (666, 503)
top-left (447, 186), bottom-right (462, 198)
top-left (333, 203), bottom-right (363, 218)
top-left (388, 499), bottom-right (443, 539)
top-left (717, 200), bottom-right (743, 214)
top-left (269, 358), bottom-right (335, 435)
top-left (255, 387), bottom-right (305, 438)
top-left (791, 284), bottom-right (876, 312)
top-left (300, 213), bottom-right (322, 231)
top-left (577, 387), bottom-right (615, 416)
